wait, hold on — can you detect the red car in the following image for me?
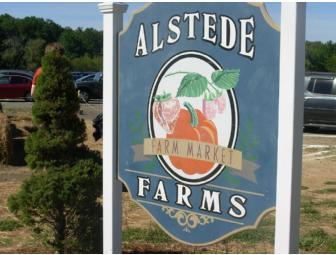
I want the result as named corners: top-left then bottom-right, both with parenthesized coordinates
top-left (0, 70), bottom-right (33, 101)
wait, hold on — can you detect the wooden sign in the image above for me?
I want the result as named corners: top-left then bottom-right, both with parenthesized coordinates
top-left (118, 2), bottom-right (280, 245)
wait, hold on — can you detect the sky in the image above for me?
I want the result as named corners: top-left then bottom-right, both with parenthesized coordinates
top-left (0, 2), bottom-right (102, 30)
top-left (0, 2), bottom-right (335, 42)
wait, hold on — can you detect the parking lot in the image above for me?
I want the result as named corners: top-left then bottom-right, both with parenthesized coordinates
top-left (0, 99), bottom-right (102, 121)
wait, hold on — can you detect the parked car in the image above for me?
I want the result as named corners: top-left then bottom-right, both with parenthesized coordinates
top-left (0, 70), bottom-right (33, 101)
top-left (71, 71), bottom-right (95, 81)
top-left (75, 72), bottom-right (102, 102)
top-left (0, 69), bottom-right (34, 78)
top-left (304, 72), bottom-right (336, 129)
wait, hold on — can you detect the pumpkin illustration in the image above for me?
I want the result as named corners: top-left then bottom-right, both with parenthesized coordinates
top-left (166, 102), bottom-right (218, 175)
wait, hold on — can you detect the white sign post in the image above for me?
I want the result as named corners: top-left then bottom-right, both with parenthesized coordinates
top-left (275, 3), bottom-right (306, 254)
top-left (98, 2), bottom-right (128, 254)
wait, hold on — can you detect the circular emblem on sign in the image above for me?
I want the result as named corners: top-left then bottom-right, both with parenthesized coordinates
top-left (148, 51), bottom-right (239, 185)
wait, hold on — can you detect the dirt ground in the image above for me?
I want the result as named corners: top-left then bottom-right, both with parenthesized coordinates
top-left (0, 109), bottom-right (335, 253)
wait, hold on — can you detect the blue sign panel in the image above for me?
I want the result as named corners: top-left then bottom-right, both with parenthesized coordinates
top-left (119, 3), bottom-right (279, 245)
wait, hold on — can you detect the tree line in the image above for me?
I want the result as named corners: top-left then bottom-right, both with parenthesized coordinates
top-left (2, 14), bottom-right (336, 73)
top-left (306, 41), bottom-right (336, 73)
top-left (0, 14), bottom-right (103, 72)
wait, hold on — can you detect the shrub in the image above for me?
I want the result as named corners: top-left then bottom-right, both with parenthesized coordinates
top-left (9, 48), bottom-right (102, 253)
top-left (25, 50), bottom-right (86, 170)
top-left (9, 156), bottom-right (102, 253)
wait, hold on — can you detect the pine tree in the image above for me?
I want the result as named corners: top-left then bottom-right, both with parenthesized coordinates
top-left (8, 46), bottom-right (102, 253)
top-left (25, 49), bottom-right (86, 169)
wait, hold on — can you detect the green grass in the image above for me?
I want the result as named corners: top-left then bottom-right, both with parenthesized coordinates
top-left (314, 188), bottom-right (336, 194)
top-left (123, 226), bottom-right (172, 244)
top-left (0, 219), bottom-right (22, 231)
top-left (317, 199), bottom-right (336, 208)
top-left (300, 228), bottom-right (336, 253)
top-left (328, 213), bottom-right (336, 223)
top-left (324, 181), bottom-right (336, 185)
top-left (301, 200), bottom-right (321, 221)
top-left (300, 228), bottom-right (329, 251)
top-left (234, 214), bottom-right (275, 250)
top-left (0, 237), bottom-right (12, 247)
top-left (228, 227), bottom-right (274, 244)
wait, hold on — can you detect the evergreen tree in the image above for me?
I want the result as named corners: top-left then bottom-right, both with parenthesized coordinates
top-left (8, 45), bottom-right (102, 253)
top-left (25, 48), bottom-right (86, 169)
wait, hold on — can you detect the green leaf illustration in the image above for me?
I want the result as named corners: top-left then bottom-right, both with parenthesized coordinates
top-left (176, 73), bottom-right (208, 97)
top-left (211, 69), bottom-right (240, 90)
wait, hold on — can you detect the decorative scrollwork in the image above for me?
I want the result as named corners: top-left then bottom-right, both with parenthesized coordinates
top-left (162, 206), bottom-right (215, 233)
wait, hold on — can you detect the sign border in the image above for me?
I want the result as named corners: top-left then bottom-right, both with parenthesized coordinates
top-left (117, 2), bottom-right (281, 246)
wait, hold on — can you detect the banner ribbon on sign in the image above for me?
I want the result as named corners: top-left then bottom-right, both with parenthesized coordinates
top-left (144, 138), bottom-right (242, 170)
top-left (131, 138), bottom-right (260, 183)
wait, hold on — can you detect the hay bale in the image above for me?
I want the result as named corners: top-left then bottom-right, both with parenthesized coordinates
top-left (0, 112), bottom-right (12, 164)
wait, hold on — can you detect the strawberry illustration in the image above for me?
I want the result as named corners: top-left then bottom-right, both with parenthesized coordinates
top-left (153, 92), bottom-right (180, 134)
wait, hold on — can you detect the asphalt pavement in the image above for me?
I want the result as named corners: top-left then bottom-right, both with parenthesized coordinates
top-left (0, 99), bottom-right (102, 121)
